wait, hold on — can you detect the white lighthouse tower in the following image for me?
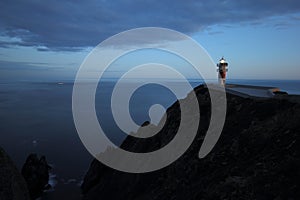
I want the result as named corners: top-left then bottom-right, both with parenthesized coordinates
top-left (217, 57), bottom-right (228, 86)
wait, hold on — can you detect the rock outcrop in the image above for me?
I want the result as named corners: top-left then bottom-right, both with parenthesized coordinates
top-left (82, 85), bottom-right (300, 200)
top-left (0, 147), bottom-right (30, 200)
top-left (21, 154), bottom-right (51, 199)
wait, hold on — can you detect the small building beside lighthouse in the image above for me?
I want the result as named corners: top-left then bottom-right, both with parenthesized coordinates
top-left (217, 57), bottom-right (228, 86)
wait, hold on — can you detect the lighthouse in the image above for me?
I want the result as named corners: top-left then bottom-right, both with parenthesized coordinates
top-left (217, 57), bottom-right (228, 86)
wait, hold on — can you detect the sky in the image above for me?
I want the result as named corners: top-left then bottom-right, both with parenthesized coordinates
top-left (0, 0), bottom-right (300, 81)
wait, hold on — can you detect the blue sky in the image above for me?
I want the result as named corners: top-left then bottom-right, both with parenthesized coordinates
top-left (0, 0), bottom-right (300, 81)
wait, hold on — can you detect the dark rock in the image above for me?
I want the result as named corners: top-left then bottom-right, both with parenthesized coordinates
top-left (21, 154), bottom-right (51, 199)
top-left (0, 147), bottom-right (30, 200)
top-left (141, 121), bottom-right (150, 127)
top-left (273, 91), bottom-right (288, 95)
top-left (82, 85), bottom-right (300, 200)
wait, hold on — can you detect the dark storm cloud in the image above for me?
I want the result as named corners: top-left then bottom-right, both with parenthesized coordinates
top-left (0, 0), bottom-right (300, 51)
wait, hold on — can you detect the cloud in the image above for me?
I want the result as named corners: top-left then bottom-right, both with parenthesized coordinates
top-left (0, 0), bottom-right (300, 51)
top-left (0, 60), bottom-right (66, 70)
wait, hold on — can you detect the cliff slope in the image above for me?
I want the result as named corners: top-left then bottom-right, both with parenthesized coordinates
top-left (82, 85), bottom-right (299, 200)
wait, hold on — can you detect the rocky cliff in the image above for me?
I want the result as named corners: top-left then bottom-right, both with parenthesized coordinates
top-left (81, 85), bottom-right (299, 200)
top-left (21, 154), bottom-right (52, 199)
top-left (0, 147), bottom-right (30, 200)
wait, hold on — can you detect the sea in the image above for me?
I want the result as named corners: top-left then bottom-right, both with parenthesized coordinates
top-left (0, 79), bottom-right (299, 198)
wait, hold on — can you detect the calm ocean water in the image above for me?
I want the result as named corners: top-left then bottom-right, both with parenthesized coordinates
top-left (0, 79), bottom-right (299, 189)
